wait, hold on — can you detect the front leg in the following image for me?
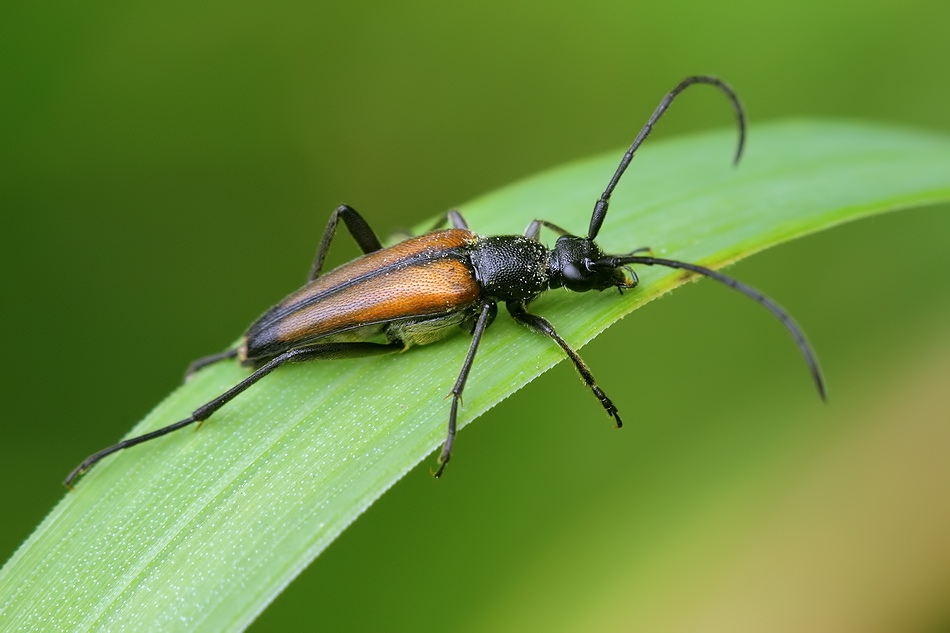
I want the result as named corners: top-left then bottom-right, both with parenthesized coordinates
top-left (524, 219), bottom-right (571, 240)
top-left (507, 303), bottom-right (622, 427)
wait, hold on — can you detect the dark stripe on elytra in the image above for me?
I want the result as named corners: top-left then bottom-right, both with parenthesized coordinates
top-left (248, 247), bottom-right (472, 336)
top-left (243, 305), bottom-right (469, 365)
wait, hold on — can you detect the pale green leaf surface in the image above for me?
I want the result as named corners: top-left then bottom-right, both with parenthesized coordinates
top-left (2, 120), bottom-right (949, 631)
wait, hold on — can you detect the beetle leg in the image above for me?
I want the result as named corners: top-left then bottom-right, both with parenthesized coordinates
top-left (433, 301), bottom-right (495, 478)
top-left (65, 340), bottom-right (403, 488)
top-left (507, 303), bottom-right (622, 427)
top-left (524, 219), bottom-right (571, 240)
top-left (183, 348), bottom-right (239, 381)
top-left (387, 209), bottom-right (471, 244)
top-left (446, 209), bottom-right (469, 229)
top-left (308, 205), bottom-right (385, 282)
top-left (420, 209), bottom-right (470, 234)
top-left (524, 220), bottom-right (541, 240)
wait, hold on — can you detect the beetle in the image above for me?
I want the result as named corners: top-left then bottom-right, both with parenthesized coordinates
top-left (64, 75), bottom-right (825, 488)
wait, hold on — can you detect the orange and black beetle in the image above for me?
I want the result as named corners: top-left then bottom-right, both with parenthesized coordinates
top-left (65, 76), bottom-right (825, 487)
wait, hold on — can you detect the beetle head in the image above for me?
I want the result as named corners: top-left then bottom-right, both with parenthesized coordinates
top-left (549, 235), bottom-right (630, 292)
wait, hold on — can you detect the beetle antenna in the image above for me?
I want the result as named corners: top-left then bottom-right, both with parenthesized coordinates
top-left (587, 76), bottom-right (746, 241)
top-left (598, 254), bottom-right (825, 400)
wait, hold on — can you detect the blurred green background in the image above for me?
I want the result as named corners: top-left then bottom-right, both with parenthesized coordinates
top-left (2, 0), bottom-right (949, 631)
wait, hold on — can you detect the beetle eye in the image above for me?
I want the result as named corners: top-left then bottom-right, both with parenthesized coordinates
top-left (562, 262), bottom-right (586, 284)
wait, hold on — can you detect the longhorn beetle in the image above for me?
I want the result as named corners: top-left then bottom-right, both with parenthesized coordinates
top-left (64, 75), bottom-right (825, 488)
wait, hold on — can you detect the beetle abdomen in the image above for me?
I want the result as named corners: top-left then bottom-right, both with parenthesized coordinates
top-left (241, 229), bottom-right (481, 363)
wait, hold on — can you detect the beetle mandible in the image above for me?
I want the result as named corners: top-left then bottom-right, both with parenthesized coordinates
top-left (64, 75), bottom-right (826, 487)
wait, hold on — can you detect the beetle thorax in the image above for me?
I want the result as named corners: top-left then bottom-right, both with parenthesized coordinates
top-left (468, 235), bottom-right (551, 304)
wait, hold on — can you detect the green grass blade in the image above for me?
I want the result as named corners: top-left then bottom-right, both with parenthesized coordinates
top-left (2, 120), bottom-right (949, 631)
